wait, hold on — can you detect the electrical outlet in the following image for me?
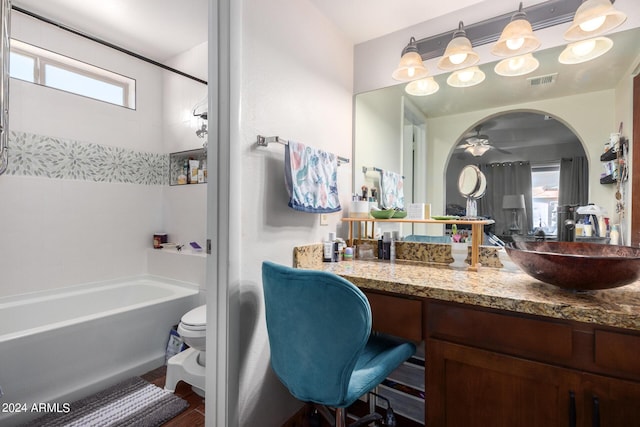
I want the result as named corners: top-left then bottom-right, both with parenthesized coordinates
top-left (320, 214), bottom-right (329, 226)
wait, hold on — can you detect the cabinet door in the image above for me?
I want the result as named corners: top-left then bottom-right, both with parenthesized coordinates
top-left (428, 339), bottom-right (581, 427)
top-left (582, 373), bottom-right (640, 427)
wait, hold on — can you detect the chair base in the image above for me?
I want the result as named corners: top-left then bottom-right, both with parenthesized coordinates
top-left (313, 403), bottom-right (383, 427)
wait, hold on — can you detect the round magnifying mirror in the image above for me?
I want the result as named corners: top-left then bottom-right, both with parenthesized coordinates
top-left (458, 165), bottom-right (481, 197)
top-left (471, 169), bottom-right (487, 199)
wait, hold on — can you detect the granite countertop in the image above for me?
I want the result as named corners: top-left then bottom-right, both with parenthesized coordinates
top-left (310, 259), bottom-right (640, 332)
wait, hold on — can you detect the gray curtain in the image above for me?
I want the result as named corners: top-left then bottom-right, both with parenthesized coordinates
top-left (558, 157), bottom-right (588, 206)
top-left (479, 161), bottom-right (533, 235)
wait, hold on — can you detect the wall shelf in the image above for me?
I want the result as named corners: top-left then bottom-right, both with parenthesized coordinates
top-left (169, 148), bottom-right (207, 186)
top-left (341, 217), bottom-right (494, 271)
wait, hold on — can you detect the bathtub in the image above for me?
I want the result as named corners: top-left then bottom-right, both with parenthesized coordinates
top-left (0, 276), bottom-right (200, 426)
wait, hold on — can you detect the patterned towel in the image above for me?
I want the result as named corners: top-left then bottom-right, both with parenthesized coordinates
top-left (285, 141), bottom-right (341, 213)
top-left (380, 170), bottom-right (404, 209)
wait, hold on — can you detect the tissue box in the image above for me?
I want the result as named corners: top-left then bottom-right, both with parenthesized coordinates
top-left (407, 203), bottom-right (430, 220)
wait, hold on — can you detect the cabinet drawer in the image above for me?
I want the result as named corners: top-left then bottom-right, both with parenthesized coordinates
top-left (427, 301), bottom-right (573, 363)
top-left (595, 329), bottom-right (640, 376)
top-left (365, 292), bottom-right (422, 342)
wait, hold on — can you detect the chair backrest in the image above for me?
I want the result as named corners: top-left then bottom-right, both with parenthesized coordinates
top-left (261, 261), bottom-right (372, 406)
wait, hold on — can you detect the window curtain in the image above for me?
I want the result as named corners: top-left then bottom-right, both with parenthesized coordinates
top-left (558, 157), bottom-right (588, 206)
top-left (478, 162), bottom-right (533, 235)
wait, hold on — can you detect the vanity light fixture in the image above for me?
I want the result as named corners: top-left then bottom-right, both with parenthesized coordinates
top-left (563, 0), bottom-right (627, 41)
top-left (405, 77), bottom-right (440, 96)
top-left (558, 36), bottom-right (613, 64)
top-left (494, 53), bottom-right (540, 76)
top-left (491, 2), bottom-right (541, 57)
top-left (437, 22), bottom-right (480, 71)
top-left (447, 66), bottom-right (485, 88)
top-left (392, 37), bottom-right (429, 81)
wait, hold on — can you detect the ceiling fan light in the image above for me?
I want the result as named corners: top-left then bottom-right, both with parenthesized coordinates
top-left (392, 37), bottom-right (429, 81)
top-left (491, 4), bottom-right (541, 57)
top-left (447, 66), bottom-right (485, 87)
top-left (559, 36), bottom-right (612, 64)
top-left (437, 22), bottom-right (480, 71)
top-left (494, 53), bottom-right (539, 76)
top-left (564, 0), bottom-right (627, 41)
top-left (466, 144), bottom-right (491, 156)
top-left (405, 77), bottom-right (440, 96)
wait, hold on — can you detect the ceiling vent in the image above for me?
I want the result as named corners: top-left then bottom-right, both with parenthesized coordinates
top-left (527, 73), bottom-right (558, 87)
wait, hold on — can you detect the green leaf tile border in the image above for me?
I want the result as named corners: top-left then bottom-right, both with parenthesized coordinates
top-left (5, 131), bottom-right (169, 185)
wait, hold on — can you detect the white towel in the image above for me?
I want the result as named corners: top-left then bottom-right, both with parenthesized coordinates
top-left (285, 141), bottom-right (341, 213)
top-left (380, 170), bottom-right (404, 209)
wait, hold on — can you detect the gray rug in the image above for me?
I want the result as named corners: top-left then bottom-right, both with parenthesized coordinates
top-left (24, 377), bottom-right (188, 427)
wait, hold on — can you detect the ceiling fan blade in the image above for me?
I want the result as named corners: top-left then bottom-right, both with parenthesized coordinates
top-left (493, 146), bottom-right (512, 154)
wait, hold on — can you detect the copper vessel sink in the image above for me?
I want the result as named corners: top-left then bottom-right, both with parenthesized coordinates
top-left (504, 241), bottom-right (640, 291)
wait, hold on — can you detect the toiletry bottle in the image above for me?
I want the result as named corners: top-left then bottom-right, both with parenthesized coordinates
top-left (323, 233), bottom-right (334, 262)
top-left (598, 216), bottom-right (606, 238)
top-left (390, 236), bottom-right (396, 263)
top-left (382, 232), bottom-right (391, 260)
top-left (202, 161), bottom-right (207, 183)
top-left (610, 225), bottom-right (620, 245)
top-left (182, 159), bottom-right (189, 184)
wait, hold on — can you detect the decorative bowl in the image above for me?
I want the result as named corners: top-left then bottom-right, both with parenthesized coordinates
top-left (370, 209), bottom-right (395, 219)
top-left (392, 210), bottom-right (407, 218)
top-left (504, 241), bottom-right (640, 291)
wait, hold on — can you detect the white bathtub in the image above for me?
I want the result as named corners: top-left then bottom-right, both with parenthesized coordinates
top-left (0, 276), bottom-right (200, 426)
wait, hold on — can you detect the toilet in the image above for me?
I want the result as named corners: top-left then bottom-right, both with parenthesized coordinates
top-left (165, 305), bottom-right (207, 396)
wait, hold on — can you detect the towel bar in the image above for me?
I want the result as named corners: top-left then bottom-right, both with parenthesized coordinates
top-left (362, 166), bottom-right (405, 179)
top-left (256, 135), bottom-right (349, 165)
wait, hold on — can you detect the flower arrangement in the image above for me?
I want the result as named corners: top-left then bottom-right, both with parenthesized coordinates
top-left (451, 224), bottom-right (470, 243)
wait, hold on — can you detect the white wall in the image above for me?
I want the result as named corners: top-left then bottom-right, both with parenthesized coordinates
top-left (226, 0), bottom-right (353, 425)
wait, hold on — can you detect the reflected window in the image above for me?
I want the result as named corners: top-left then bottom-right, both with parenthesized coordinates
top-left (9, 39), bottom-right (135, 109)
top-left (531, 164), bottom-right (560, 234)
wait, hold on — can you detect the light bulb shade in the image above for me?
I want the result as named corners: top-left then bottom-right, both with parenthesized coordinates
top-left (392, 37), bottom-right (429, 81)
top-left (564, 0), bottom-right (627, 41)
top-left (437, 23), bottom-right (480, 71)
top-left (559, 36), bottom-right (613, 64)
top-left (503, 194), bottom-right (526, 210)
top-left (494, 53), bottom-right (540, 76)
top-left (405, 77), bottom-right (440, 96)
top-left (492, 18), bottom-right (541, 56)
top-left (466, 144), bottom-right (491, 156)
top-left (447, 66), bottom-right (486, 87)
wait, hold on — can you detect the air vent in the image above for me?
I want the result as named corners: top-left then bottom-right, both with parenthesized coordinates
top-left (527, 73), bottom-right (558, 87)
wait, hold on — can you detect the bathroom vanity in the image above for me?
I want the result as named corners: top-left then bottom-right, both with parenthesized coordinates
top-left (309, 260), bottom-right (640, 426)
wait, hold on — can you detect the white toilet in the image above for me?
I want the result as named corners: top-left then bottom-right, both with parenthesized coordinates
top-left (165, 304), bottom-right (207, 396)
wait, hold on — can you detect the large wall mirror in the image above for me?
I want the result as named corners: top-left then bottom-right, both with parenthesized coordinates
top-left (354, 27), bottom-right (639, 239)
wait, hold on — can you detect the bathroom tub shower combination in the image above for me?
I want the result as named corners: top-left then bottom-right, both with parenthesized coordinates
top-left (0, 276), bottom-right (200, 426)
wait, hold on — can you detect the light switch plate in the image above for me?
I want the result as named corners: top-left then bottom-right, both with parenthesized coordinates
top-left (320, 214), bottom-right (329, 226)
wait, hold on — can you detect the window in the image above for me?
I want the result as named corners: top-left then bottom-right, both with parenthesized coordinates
top-left (9, 39), bottom-right (135, 109)
top-left (531, 164), bottom-right (560, 235)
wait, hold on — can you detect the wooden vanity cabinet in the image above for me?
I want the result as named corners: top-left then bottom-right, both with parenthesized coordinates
top-left (426, 300), bottom-right (640, 427)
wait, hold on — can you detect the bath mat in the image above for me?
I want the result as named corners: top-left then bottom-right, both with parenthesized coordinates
top-left (23, 376), bottom-right (188, 427)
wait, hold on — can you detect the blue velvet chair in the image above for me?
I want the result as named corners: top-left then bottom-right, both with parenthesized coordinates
top-left (262, 261), bottom-right (416, 427)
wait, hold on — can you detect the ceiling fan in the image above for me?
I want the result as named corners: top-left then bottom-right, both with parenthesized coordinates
top-left (456, 125), bottom-right (511, 157)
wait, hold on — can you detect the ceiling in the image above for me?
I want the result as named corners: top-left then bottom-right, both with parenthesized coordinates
top-left (11, 0), bottom-right (208, 62)
top-left (10, 0), bottom-right (533, 60)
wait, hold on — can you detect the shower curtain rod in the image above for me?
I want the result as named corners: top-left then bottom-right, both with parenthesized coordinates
top-left (11, 5), bottom-right (207, 85)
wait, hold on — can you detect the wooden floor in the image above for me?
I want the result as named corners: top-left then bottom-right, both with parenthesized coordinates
top-left (141, 366), bottom-right (422, 427)
top-left (141, 365), bottom-right (205, 427)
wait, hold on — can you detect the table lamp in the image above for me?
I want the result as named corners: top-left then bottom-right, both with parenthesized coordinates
top-left (503, 194), bottom-right (525, 234)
